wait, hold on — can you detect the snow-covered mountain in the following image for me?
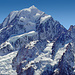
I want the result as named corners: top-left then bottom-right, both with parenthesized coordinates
top-left (0, 5), bottom-right (75, 75)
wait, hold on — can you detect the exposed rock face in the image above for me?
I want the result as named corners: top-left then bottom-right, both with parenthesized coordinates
top-left (69, 25), bottom-right (75, 74)
top-left (58, 43), bottom-right (74, 75)
top-left (0, 6), bottom-right (75, 75)
top-left (36, 17), bottom-right (67, 40)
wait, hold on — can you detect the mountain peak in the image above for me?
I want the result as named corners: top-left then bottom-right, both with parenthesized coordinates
top-left (22, 5), bottom-right (38, 11)
top-left (29, 5), bottom-right (37, 9)
top-left (0, 6), bottom-right (74, 75)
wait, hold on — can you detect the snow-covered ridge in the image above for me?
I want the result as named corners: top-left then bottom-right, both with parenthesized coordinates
top-left (22, 5), bottom-right (38, 12)
top-left (8, 31), bottom-right (38, 43)
top-left (2, 11), bottom-right (18, 27)
top-left (40, 15), bottom-right (51, 24)
top-left (9, 11), bottom-right (18, 23)
top-left (0, 5), bottom-right (74, 75)
top-left (0, 31), bottom-right (38, 54)
top-left (2, 5), bottom-right (43, 27)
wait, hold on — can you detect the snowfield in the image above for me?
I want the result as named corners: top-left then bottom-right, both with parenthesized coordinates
top-left (0, 51), bottom-right (18, 75)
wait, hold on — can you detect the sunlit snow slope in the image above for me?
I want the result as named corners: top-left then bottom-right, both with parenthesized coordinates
top-left (0, 51), bottom-right (18, 75)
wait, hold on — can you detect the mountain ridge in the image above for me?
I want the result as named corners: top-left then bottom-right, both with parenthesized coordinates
top-left (0, 6), bottom-right (75, 75)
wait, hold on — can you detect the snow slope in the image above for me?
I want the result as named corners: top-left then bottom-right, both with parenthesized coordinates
top-left (0, 51), bottom-right (18, 75)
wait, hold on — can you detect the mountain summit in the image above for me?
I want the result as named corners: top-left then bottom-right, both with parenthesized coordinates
top-left (0, 5), bottom-right (66, 43)
top-left (0, 6), bottom-right (75, 75)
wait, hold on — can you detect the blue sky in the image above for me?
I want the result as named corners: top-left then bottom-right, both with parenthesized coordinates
top-left (0, 0), bottom-right (75, 29)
